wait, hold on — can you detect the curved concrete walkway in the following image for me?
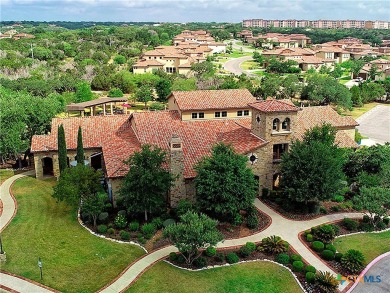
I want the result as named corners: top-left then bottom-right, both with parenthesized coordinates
top-left (0, 171), bottom-right (57, 293)
top-left (100, 199), bottom-right (364, 293)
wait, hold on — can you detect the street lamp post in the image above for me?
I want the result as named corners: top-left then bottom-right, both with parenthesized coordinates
top-left (38, 257), bottom-right (43, 280)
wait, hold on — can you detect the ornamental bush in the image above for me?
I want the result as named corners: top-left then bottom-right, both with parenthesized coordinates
top-left (205, 246), bottom-right (217, 257)
top-left (97, 224), bottom-right (108, 234)
top-left (321, 249), bottom-right (335, 261)
top-left (107, 227), bottom-right (115, 235)
top-left (342, 218), bottom-right (359, 231)
top-left (325, 244), bottom-right (336, 253)
top-left (246, 211), bottom-right (259, 229)
top-left (312, 241), bottom-right (325, 252)
top-left (377, 221), bottom-right (387, 230)
top-left (141, 223), bottom-right (156, 239)
top-left (313, 225), bottom-right (336, 244)
top-left (214, 252), bottom-right (225, 262)
top-left (129, 221), bottom-right (139, 231)
top-left (226, 252), bottom-right (239, 264)
top-left (108, 88), bottom-right (124, 97)
top-left (341, 250), bottom-right (365, 274)
top-left (98, 212), bottom-right (109, 224)
top-left (290, 254), bottom-right (302, 263)
top-left (292, 261), bottom-right (304, 272)
top-left (306, 233), bottom-right (313, 242)
top-left (239, 245), bottom-right (252, 258)
top-left (151, 217), bottom-right (163, 229)
top-left (258, 235), bottom-right (288, 254)
top-left (275, 253), bottom-right (290, 265)
top-left (163, 218), bottom-right (176, 228)
top-left (245, 242), bottom-right (257, 253)
top-left (120, 230), bottom-right (131, 240)
top-left (115, 214), bottom-right (128, 229)
top-left (193, 256), bottom-right (207, 268)
top-left (335, 252), bottom-right (343, 262)
top-left (306, 272), bottom-right (316, 284)
top-left (305, 265), bottom-right (316, 273)
top-left (169, 252), bottom-right (178, 262)
top-left (332, 195), bottom-right (345, 202)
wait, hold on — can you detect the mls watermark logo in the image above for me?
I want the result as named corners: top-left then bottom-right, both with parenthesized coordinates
top-left (336, 274), bottom-right (381, 285)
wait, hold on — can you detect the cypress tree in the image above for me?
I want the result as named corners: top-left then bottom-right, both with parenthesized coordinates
top-left (77, 126), bottom-right (84, 165)
top-left (58, 124), bottom-right (67, 173)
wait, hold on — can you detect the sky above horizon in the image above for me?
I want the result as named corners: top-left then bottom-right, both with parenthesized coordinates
top-left (1, 0), bottom-right (389, 23)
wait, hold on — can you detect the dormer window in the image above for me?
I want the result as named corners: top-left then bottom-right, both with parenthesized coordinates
top-left (272, 118), bottom-right (280, 131)
top-left (282, 118), bottom-right (290, 131)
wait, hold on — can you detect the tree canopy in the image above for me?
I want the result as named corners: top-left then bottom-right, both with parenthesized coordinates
top-left (195, 143), bottom-right (257, 222)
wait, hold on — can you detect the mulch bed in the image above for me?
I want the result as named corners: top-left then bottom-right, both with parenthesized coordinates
top-left (261, 198), bottom-right (357, 221)
top-left (218, 209), bottom-right (271, 239)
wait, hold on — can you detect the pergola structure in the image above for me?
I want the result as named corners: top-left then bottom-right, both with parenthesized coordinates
top-left (66, 98), bottom-right (128, 116)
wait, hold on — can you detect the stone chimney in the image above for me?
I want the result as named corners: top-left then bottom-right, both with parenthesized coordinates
top-left (169, 134), bottom-right (186, 207)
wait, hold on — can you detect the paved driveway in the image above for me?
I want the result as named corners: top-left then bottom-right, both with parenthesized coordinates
top-left (223, 55), bottom-right (253, 76)
top-left (356, 105), bottom-right (390, 144)
top-left (352, 255), bottom-right (390, 293)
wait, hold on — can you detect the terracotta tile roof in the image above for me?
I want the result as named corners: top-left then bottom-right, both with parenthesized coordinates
top-left (249, 99), bottom-right (300, 113)
top-left (299, 56), bottom-right (325, 64)
top-left (294, 106), bottom-right (358, 148)
top-left (131, 111), bottom-right (267, 178)
top-left (169, 89), bottom-right (257, 111)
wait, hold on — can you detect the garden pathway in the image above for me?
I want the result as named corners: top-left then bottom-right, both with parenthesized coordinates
top-left (0, 170), bottom-right (58, 293)
top-left (100, 199), bottom-right (364, 293)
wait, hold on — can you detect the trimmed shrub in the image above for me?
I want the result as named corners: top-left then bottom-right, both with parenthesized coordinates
top-left (214, 252), bottom-right (225, 262)
top-left (193, 257), bottom-right (207, 268)
top-left (377, 221), bottom-right (387, 230)
top-left (331, 206), bottom-right (340, 212)
top-left (312, 241), bottom-right (325, 252)
top-left (306, 272), bottom-right (316, 284)
top-left (176, 254), bottom-right (185, 264)
top-left (108, 88), bottom-right (124, 97)
top-left (97, 224), bottom-right (108, 234)
top-left (226, 252), bottom-right (239, 264)
top-left (275, 253), bottom-right (290, 265)
top-left (341, 249), bottom-right (365, 274)
top-left (114, 214), bottom-right (128, 229)
top-left (258, 235), bottom-right (288, 254)
top-left (321, 249), bottom-right (335, 261)
top-left (232, 213), bottom-right (243, 226)
top-left (129, 221), bottom-right (140, 232)
top-left (141, 223), bottom-right (156, 239)
top-left (107, 227), bottom-right (115, 235)
top-left (205, 246), bottom-right (217, 257)
top-left (246, 211), bottom-right (259, 229)
top-left (245, 242), bottom-right (256, 253)
top-left (163, 218), bottom-right (176, 228)
top-left (118, 210), bottom-right (127, 217)
top-left (362, 215), bottom-right (370, 223)
top-left (331, 224), bottom-right (340, 235)
top-left (320, 206), bottom-right (328, 214)
top-left (313, 225), bottom-right (336, 244)
top-left (306, 234), bottom-right (313, 242)
top-left (169, 252), bottom-right (178, 262)
top-left (151, 217), bottom-right (163, 229)
top-left (239, 245), bottom-right (252, 258)
top-left (335, 252), bottom-right (343, 262)
top-left (305, 265), bottom-right (316, 273)
top-left (137, 233), bottom-right (146, 245)
top-left (290, 254), bottom-right (302, 263)
top-left (342, 218), bottom-right (359, 231)
top-left (292, 261), bottom-right (304, 272)
top-left (332, 195), bottom-right (345, 202)
top-left (383, 217), bottom-right (389, 225)
top-left (98, 212), bottom-right (109, 224)
top-left (359, 222), bottom-right (374, 232)
top-left (325, 244), bottom-right (336, 253)
top-left (120, 230), bottom-right (130, 240)
top-left (304, 230), bottom-right (311, 235)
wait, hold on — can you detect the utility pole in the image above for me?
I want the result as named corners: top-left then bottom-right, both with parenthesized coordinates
top-left (30, 43), bottom-right (34, 60)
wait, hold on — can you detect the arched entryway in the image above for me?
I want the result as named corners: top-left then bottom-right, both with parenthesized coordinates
top-left (42, 157), bottom-right (54, 176)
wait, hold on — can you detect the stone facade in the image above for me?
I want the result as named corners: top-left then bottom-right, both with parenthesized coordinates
top-left (169, 135), bottom-right (187, 207)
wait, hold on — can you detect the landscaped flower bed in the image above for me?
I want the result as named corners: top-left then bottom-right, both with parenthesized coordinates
top-left (167, 236), bottom-right (337, 293)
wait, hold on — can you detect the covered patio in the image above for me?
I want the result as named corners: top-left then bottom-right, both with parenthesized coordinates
top-left (66, 97), bottom-right (128, 117)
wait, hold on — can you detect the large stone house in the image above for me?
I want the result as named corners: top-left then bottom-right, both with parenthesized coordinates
top-left (31, 89), bottom-right (358, 207)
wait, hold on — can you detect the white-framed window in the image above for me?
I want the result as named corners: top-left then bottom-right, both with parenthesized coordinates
top-left (192, 113), bottom-right (198, 119)
top-left (244, 110), bottom-right (249, 116)
top-left (222, 111), bottom-right (227, 117)
top-left (237, 110), bottom-right (243, 116)
top-left (215, 112), bottom-right (221, 118)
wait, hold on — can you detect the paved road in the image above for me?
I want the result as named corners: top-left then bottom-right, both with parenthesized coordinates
top-left (356, 105), bottom-right (390, 144)
top-left (352, 255), bottom-right (390, 293)
top-left (223, 55), bottom-right (253, 76)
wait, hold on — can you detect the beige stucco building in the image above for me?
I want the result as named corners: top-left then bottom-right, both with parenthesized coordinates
top-left (31, 89), bottom-right (358, 207)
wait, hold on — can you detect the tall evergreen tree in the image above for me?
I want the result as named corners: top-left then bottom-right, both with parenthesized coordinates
top-left (57, 124), bottom-right (67, 173)
top-left (77, 126), bottom-right (84, 165)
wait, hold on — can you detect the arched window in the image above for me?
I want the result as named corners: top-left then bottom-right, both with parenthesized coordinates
top-left (282, 118), bottom-right (290, 131)
top-left (272, 118), bottom-right (280, 131)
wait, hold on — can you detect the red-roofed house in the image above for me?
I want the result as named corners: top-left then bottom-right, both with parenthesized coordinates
top-left (31, 90), bottom-right (358, 207)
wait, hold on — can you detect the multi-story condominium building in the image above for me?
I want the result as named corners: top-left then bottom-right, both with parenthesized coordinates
top-left (242, 19), bottom-right (390, 29)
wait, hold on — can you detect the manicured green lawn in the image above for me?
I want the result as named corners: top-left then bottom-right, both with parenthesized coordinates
top-left (0, 169), bottom-right (14, 185)
top-left (241, 61), bottom-right (260, 70)
top-left (126, 261), bottom-right (303, 293)
top-left (343, 102), bottom-right (388, 119)
top-left (334, 231), bottom-right (390, 263)
top-left (2, 177), bottom-right (145, 293)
